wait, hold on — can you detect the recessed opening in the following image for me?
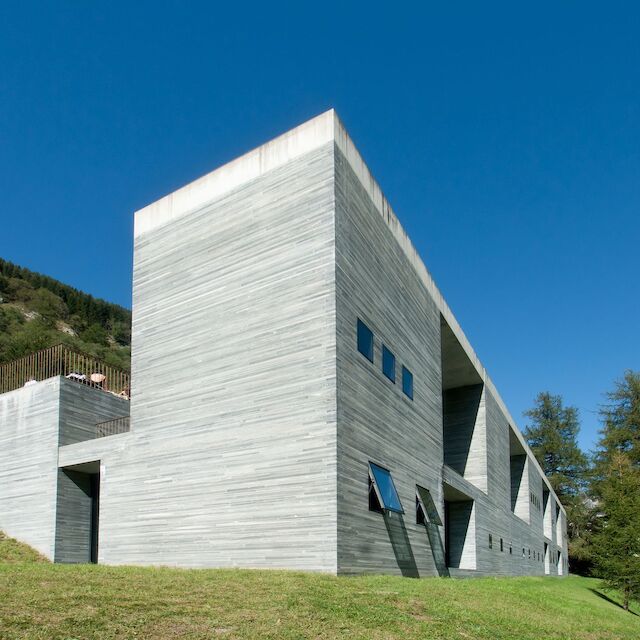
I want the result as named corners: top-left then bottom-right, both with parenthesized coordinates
top-left (543, 489), bottom-right (553, 538)
top-left (509, 428), bottom-right (528, 521)
top-left (443, 482), bottom-right (476, 570)
top-left (440, 315), bottom-right (486, 492)
top-left (55, 461), bottom-right (100, 564)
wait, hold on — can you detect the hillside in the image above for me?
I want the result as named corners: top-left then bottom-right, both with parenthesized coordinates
top-left (0, 532), bottom-right (638, 640)
top-left (0, 531), bottom-right (49, 564)
top-left (0, 258), bottom-right (131, 371)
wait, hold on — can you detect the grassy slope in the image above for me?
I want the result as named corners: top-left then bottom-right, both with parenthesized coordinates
top-left (1, 534), bottom-right (638, 640)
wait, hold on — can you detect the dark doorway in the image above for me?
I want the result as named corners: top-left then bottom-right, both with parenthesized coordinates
top-left (55, 461), bottom-right (100, 564)
top-left (89, 473), bottom-right (100, 563)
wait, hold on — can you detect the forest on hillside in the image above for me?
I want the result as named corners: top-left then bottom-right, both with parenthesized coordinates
top-left (0, 258), bottom-right (131, 371)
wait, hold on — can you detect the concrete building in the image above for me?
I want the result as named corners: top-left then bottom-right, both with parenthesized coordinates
top-left (0, 110), bottom-right (568, 576)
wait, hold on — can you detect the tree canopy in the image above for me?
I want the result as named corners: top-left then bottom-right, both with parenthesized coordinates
top-left (524, 392), bottom-right (588, 498)
top-left (590, 371), bottom-right (640, 611)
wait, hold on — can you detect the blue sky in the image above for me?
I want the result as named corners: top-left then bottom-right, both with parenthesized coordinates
top-left (1, 2), bottom-right (638, 452)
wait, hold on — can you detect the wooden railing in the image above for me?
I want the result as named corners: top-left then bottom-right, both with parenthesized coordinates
top-left (96, 415), bottom-right (130, 438)
top-left (0, 344), bottom-right (130, 397)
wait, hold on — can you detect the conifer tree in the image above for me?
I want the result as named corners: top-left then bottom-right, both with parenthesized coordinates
top-left (595, 371), bottom-right (640, 471)
top-left (524, 392), bottom-right (590, 569)
top-left (590, 371), bottom-right (640, 611)
top-left (590, 452), bottom-right (640, 611)
top-left (524, 392), bottom-right (588, 497)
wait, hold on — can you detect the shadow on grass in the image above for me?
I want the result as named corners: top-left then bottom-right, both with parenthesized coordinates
top-left (589, 588), bottom-right (639, 616)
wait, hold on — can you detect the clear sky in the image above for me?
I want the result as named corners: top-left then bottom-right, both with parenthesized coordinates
top-left (1, 2), bottom-right (638, 452)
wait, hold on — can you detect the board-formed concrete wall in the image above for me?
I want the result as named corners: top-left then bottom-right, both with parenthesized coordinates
top-left (59, 378), bottom-right (129, 446)
top-left (334, 143), bottom-right (444, 576)
top-left (101, 141), bottom-right (339, 570)
top-left (331, 110), bottom-right (568, 576)
top-left (0, 376), bottom-right (127, 561)
top-left (0, 378), bottom-right (61, 559)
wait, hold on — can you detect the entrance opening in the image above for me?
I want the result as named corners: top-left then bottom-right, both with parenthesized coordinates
top-left (443, 483), bottom-right (476, 570)
top-left (55, 461), bottom-right (100, 564)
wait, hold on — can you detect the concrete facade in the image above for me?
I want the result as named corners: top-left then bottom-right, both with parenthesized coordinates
top-left (0, 377), bottom-right (128, 560)
top-left (0, 110), bottom-right (568, 576)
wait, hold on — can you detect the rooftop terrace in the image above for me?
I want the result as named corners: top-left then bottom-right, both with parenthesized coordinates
top-left (0, 344), bottom-right (130, 398)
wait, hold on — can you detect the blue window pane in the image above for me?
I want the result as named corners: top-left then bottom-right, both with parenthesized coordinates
top-left (402, 366), bottom-right (414, 400)
top-left (357, 319), bottom-right (373, 362)
top-left (369, 462), bottom-right (403, 513)
top-left (382, 345), bottom-right (395, 383)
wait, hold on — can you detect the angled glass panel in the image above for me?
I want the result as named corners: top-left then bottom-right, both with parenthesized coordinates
top-left (357, 319), bottom-right (374, 362)
top-left (402, 366), bottom-right (414, 399)
top-left (382, 345), bottom-right (396, 383)
top-left (416, 485), bottom-right (442, 525)
top-left (368, 462), bottom-right (403, 513)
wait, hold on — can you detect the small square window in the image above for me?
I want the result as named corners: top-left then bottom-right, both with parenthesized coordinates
top-left (382, 345), bottom-right (396, 383)
top-left (402, 366), bottom-right (413, 400)
top-left (357, 319), bottom-right (374, 362)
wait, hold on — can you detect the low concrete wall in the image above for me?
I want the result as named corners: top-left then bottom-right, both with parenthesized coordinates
top-left (0, 378), bottom-right (61, 559)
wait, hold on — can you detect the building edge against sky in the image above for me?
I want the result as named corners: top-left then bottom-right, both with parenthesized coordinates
top-left (0, 109), bottom-right (568, 576)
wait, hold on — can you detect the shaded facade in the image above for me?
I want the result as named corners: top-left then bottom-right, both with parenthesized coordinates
top-left (0, 110), bottom-right (568, 576)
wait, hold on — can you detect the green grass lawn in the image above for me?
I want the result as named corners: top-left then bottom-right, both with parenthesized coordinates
top-left (1, 532), bottom-right (638, 639)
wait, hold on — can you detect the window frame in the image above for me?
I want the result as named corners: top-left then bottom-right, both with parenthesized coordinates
top-left (356, 319), bottom-right (374, 363)
top-left (401, 365), bottom-right (414, 400)
top-left (368, 462), bottom-right (404, 514)
top-left (382, 344), bottom-right (396, 383)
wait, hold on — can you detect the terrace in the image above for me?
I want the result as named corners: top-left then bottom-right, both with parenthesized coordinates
top-left (0, 344), bottom-right (130, 398)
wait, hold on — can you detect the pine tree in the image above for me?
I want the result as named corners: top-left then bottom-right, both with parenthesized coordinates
top-left (590, 452), bottom-right (640, 611)
top-left (524, 392), bottom-right (590, 570)
top-left (595, 371), bottom-right (640, 471)
top-left (524, 392), bottom-right (588, 497)
top-left (590, 371), bottom-right (640, 611)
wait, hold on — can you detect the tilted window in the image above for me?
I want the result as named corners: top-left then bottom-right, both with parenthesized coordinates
top-left (357, 319), bottom-right (374, 362)
top-left (382, 345), bottom-right (396, 383)
top-left (416, 485), bottom-right (442, 525)
top-left (368, 462), bottom-right (403, 513)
